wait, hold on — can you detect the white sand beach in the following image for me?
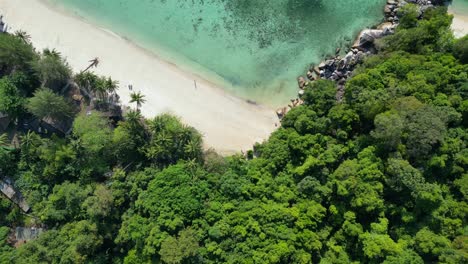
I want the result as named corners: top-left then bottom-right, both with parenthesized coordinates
top-left (0, 0), bottom-right (279, 155)
top-left (449, 6), bottom-right (468, 38)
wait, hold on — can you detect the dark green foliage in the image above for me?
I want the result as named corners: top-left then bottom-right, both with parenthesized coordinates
top-left (0, 33), bottom-right (37, 76)
top-left (453, 35), bottom-right (468, 64)
top-left (0, 77), bottom-right (25, 118)
top-left (302, 79), bottom-right (337, 116)
top-left (34, 181), bottom-right (92, 225)
top-left (0, 226), bottom-right (14, 263)
top-left (382, 6), bottom-right (453, 54)
top-left (398, 4), bottom-right (420, 29)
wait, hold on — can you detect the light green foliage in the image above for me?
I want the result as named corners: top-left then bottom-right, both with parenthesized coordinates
top-left (34, 181), bottom-right (92, 225)
top-left (73, 112), bottom-right (113, 177)
top-left (414, 228), bottom-right (451, 262)
top-left (26, 88), bottom-right (74, 122)
top-left (73, 112), bottom-right (112, 154)
top-left (382, 250), bottom-right (424, 264)
top-left (0, 33), bottom-right (37, 76)
top-left (454, 174), bottom-right (468, 200)
top-left (330, 147), bottom-right (385, 213)
top-left (15, 220), bottom-right (103, 264)
top-left (359, 218), bottom-right (402, 261)
top-left (281, 106), bottom-right (328, 135)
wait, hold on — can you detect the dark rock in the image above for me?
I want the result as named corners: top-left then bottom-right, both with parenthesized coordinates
top-left (297, 76), bottom-right (306, 88)
top-left (306, 71), bottom-right (314, 81)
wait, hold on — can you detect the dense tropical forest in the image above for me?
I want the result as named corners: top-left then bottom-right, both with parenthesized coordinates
top-left (0, 5), bottom-right (467, 264)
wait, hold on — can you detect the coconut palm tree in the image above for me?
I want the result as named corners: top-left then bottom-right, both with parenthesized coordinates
top-left (125, 109), bottom-right (142, 125)
top-left (14, 30), bottom-right (31, 44)
top-left (43, 48), bottom-right (61, 59)
top-left (184, 137), bottom-right (202, 160)
top-left (20, 131), bottom-right (37, 149)
top-left (104, 77), bottom-right (119, 94)
top-left (94, 81), bottom-right (108, 102)
top-left (82, 57), bottom-right (100, 73)
top-left (75, 72), bottom-right (97, 93)
top-left (129, 91), bottom-right (146, 110)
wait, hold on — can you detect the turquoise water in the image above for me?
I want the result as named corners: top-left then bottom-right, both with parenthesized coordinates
top-left (47, 0), bottom-right (386, 106)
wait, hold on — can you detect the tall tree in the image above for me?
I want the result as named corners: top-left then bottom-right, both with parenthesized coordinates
top-left (26, 88), bottom-right (74, 122)
top-left (13, 30), bottom-right (31, 44)
top-left (129, 91), bottom-right (146, 110)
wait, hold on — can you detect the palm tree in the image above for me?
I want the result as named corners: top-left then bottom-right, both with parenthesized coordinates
top-left (20, 131), bottom-right (37, 149)
top-left (0, 134), bottom-right (8, 147)
top-left (82, 57), bottom-right (100, 73)
top-left (184, 138), bottom-right (202, 160)
top-left (104, 77), bottom-right (119, 94)
top-left (43, 48), bottom-right (61, 59)
top-left (125, 109), bottom-right (142, 125)
top-left (14, 30), bottom-right (31, 44)
top-left (129, 91), bottom-right (146, 110)
top-left (185, 158), bottom-right (199, 179)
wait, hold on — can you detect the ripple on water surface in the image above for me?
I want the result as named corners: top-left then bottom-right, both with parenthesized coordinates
top-left (48, 0), bottom-right (386, 106)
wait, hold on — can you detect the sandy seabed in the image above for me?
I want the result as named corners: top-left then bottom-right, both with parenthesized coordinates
top-left (0, 0), bottom-right (280, 155)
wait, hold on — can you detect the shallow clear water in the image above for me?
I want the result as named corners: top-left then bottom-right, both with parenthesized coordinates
top-left (449, 0), bottom-right (468, 15)
top-left (47, 0), bottom-right (385, 106)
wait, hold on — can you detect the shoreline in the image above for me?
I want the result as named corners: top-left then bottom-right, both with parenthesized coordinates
top-left (40, 0), bottom-right (242, 104)
top-left (279, 0), bottom-right (455, 118)
top-left (0, 0), bottom-right (279, 155)
top-left (448, 4), bottom-right (468, 38)
top-left (44, 0), bottom-right (251, 104)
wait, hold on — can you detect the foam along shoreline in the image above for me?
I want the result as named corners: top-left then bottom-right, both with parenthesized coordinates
top-left (448, 7), bottom-right (468, 38)
top-left (0, 0), bottom-right (279, 155)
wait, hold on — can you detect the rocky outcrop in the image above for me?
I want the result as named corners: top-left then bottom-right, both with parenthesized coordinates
top-left (276, 0), bottom-right (447, 118)
top-left (0, 15), bottom-right (6, 33)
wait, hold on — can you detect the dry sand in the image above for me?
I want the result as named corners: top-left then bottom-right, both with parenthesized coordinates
top-left (0, 0), bottom-right (279, 155)
top-left (449, 6), bottom-right (468, 38)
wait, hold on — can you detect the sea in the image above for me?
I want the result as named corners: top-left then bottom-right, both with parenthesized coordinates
top-left (46, 0), bottom-right (386, 106)
top-left (449, 0), bottom-right (468, 15)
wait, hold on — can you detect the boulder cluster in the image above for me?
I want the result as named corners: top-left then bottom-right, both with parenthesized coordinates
top-left (0, 16), bottom-right (7, 33)
top-left (278, 0), bottom-right (444, 118)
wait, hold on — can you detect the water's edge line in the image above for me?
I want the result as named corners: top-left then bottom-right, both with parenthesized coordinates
top-left (37, 0), bottom-right (275, 111)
